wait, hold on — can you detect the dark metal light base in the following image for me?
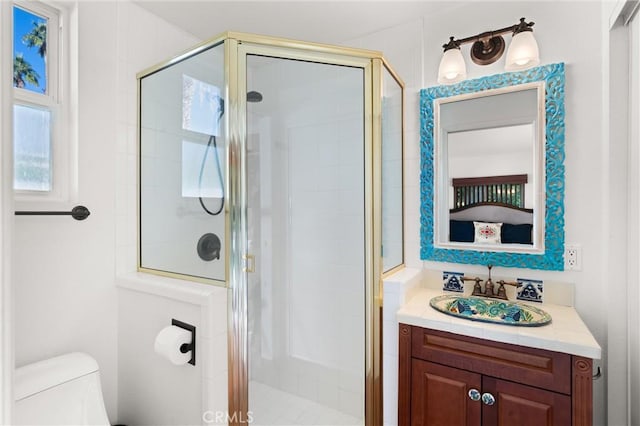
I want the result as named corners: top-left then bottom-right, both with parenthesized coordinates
top-left (470, 35), bottom-right (505, 65)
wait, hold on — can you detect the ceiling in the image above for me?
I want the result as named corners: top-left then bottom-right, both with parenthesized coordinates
top-left (133, 1), bottom-right (462, 45)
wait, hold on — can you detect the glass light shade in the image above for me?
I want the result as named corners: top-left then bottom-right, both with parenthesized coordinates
top-left (437, 48), bottom-right (467, 84)
top-left (505, 31), bottom-right (540, 71)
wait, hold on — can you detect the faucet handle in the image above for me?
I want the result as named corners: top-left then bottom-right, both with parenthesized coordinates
top-left (496, 279), bottom-right (521, 288)
top-left (465, 277), bottom-right (483, 297)
top-left (463, 277), bottom-right (483, 290)
top-left (494, 279), bottom-right (521, 301)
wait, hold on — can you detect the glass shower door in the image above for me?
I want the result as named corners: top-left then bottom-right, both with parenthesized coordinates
top-left (245, 53), bottom-right (366, 425)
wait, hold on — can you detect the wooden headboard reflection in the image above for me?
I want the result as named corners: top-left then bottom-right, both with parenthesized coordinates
top-left (451, 174), bottom-right (531, 213)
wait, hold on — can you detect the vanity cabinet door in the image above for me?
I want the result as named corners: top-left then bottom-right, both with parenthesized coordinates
top-left (481, 377), bottom-right (571, 426)
top-left (399, 325), bottom-right (592, 426)
top-left (411, 359), bottom-right (481, 426)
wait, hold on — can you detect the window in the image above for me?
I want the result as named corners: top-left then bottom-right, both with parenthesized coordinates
top-left (181, 74), bottom-right (224, 199)
top-left (12, 0), bottom-right (69, 199)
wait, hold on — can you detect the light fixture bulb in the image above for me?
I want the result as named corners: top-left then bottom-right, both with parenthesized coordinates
top-left (505, 31), bottom-right (539, 71)
top-left (437, 48), bottom-right (467, 84)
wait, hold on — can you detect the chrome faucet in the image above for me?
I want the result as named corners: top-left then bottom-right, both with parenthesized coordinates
top-left (463, 265), bottom-right (521, 300)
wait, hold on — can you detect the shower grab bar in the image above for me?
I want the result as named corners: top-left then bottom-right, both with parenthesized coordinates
top-left (15, 205), bottom-right (91, 221)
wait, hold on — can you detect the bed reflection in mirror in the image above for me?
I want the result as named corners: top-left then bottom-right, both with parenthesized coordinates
top-left (447, 127), bottom-right (534, 246)
top-left (434, 84), bottom-right (544, 254)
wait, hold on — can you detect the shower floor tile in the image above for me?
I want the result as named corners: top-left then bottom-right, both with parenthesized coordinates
top-left (249, 381), bottom-right (363, 426)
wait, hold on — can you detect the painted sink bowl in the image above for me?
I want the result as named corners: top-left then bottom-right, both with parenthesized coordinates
top-left (429, 295), bottom-right (552, 327)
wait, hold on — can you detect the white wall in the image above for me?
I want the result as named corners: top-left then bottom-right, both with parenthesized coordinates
top-left (13, 1), bottom-right (230, 425)
top-left (117, 276), bottom-right (228, 426)
top-left (348, 2), bottom-right (608, 424)
top-left (1, 1), bottom-right (14, 422)
top-left (448, 125), bottom-right (534, 209)
top-left (604, 2), bottom-right (630, 424)
top-left (625, 6), bottom-right (640, 425)
top-left (13, 1), bottom-right (119, 419)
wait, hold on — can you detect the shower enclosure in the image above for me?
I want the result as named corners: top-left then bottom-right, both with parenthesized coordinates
top-left (137, 32), bottom-right (404, 425)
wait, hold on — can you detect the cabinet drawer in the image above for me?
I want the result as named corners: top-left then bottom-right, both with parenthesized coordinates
top-left (411, 327), bottom-right (571, 394)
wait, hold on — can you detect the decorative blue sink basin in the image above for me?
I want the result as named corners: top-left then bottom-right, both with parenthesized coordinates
top-left (429, 295), bottom-right (552, 327)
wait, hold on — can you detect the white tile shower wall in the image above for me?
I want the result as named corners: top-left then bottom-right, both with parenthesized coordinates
top-left (139, 55), bottom-right (226, 281)
top-left (114, 2), bottom-right (228, 425)
top-left (346, 20), bottom-right (424, 426)
top-left (346, 18), bottom-right (425, 271)
top-left (290, 104), bottom-right (365, 420)
top-left (246, 58), bottom-right (366, 419)
top-left (115, 1), bottom-right (203, 277)
top-left (382, 82), bottom-right (404, 270)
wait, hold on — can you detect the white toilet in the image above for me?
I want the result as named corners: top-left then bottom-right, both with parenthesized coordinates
top-left (14, 352), bottom-right (110, 425)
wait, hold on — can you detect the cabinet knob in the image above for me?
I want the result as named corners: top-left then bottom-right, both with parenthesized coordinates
top-left (468, 388), bottom-right (481, 401)
top-left (481, 392), bottom-right (496, 406)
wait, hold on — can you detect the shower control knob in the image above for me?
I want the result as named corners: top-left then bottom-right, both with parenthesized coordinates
top-left (197, 233), bottom-right (221, 261)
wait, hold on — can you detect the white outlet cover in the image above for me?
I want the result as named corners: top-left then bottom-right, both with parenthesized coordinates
top-left (565, 244), bottom-right (582, 270)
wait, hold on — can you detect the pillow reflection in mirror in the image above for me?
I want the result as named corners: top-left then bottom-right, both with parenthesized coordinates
top-left (501, 223), bottom-right (533, 244)
top-left (473, 221), bottom-right (502, 244)
top-left (450, 220), bottom-right (475, 242)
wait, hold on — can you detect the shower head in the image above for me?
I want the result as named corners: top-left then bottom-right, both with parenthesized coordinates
top-left (247, 91), bottom-right (263, 103)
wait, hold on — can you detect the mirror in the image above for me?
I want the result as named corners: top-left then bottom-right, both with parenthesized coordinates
top-left (420, 63), bottom-right (565, 270)
top-left (436, 85), bottom-right (543, 252)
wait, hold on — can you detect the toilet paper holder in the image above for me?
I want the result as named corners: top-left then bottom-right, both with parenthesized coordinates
top-left (172, 319), bottom-right (196, 366)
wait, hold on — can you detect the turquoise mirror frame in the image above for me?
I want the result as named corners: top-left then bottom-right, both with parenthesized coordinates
top-left (420, 63), bottom-right (565, 270)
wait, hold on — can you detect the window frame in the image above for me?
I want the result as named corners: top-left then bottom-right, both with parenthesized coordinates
top-left (12, 0), bottom-right (73, 204)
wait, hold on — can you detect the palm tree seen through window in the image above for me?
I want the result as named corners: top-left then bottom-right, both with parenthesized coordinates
top-left (13, 5), bottom-right (47, 94)
top-left (13, 4), bottom-right (51, 191)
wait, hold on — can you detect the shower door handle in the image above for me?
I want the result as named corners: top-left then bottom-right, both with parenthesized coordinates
top-left (243, 254), bottom-right (255, 273)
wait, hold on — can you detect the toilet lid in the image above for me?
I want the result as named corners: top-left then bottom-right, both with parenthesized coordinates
top-left (15, 352), bottom-right (99, 400)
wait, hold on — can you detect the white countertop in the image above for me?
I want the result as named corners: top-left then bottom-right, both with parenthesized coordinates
top-left (397, 288), bottom-right (601, 359)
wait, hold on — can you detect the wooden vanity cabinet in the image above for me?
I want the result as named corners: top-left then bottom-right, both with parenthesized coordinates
top-left (398, 324), bottom-right (593, 426)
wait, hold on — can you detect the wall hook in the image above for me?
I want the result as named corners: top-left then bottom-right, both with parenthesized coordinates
top-left (593, 366), bottom-right (602, 380)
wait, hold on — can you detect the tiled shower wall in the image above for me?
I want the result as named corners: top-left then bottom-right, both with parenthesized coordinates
top-left (381, 75), bottom-right (404, 271)
top-left (246, 57), bottom-right (366, 419)
top-left (138, 45), bottom-right (226, 281)
top-left (114, 2), bottom-right (227, 425)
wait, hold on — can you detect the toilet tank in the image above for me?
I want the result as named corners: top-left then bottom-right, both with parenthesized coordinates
top-left (15, 352), bottom-right (110, 426)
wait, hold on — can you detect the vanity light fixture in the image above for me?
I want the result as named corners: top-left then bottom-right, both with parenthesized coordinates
top-left (437, 17), bottom-right (540, 84)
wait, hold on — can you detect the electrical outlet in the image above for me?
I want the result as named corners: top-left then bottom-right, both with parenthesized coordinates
top-left (565, 244), bottom-right (582, 270)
